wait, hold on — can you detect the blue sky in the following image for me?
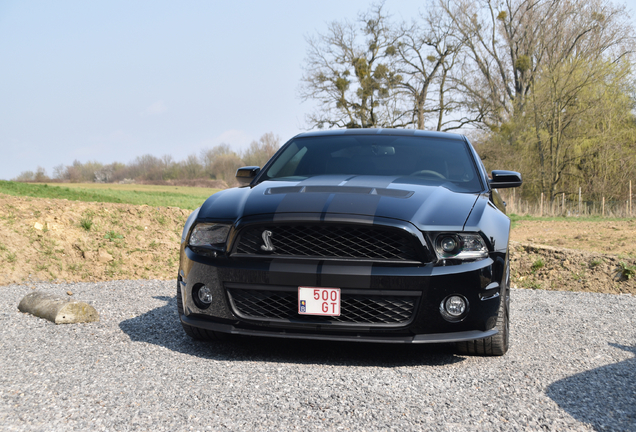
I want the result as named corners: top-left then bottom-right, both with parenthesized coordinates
top-left (1, 0), bottom-right (635, 180)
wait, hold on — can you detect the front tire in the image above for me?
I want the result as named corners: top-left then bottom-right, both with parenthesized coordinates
top-left (176, 280), bottom-right (230, 342)
top-left (455, 263), bottom-right (510, 356)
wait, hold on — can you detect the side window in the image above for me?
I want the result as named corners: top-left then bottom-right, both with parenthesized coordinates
top-left (277, 146), bottom-right (308, 177)
top-left (265, 142), bottom-right (308, 179)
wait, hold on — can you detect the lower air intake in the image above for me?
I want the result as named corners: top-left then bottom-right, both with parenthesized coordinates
top-left (227, 288), bottom-right (418, 326)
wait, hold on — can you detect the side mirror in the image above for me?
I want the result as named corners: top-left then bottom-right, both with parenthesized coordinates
top-left (236, 166), bottom-right (260, 186)
top-left (489, 170), bottom-right (522, 189)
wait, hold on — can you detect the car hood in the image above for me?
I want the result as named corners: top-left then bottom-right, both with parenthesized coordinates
top-left (198, 175), bottom-right (481, 231)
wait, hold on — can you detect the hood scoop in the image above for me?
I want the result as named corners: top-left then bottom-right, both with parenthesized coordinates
top-left (265, 185), bottom-right (414, 199)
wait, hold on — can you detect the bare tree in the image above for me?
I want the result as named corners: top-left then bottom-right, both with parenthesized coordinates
top-left (393, 4), bottom-right (469, 130)
top-left (211, 154), bottom-right (245, 186)
top-left (242, 132), bottom-right (282, 167)
top-left (440, 0), bottom-right (633, 128)
top-left (453, 0), bottom-right (636, 200)
top-left (300, 3), bottom-right (405, 128)
top-left (200, 144), bottom-right (231, 172)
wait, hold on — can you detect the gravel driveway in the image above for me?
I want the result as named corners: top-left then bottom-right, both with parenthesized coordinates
top-left (1, 281), bottom-right (634, 431)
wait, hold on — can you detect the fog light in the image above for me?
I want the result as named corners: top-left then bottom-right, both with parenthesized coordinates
top-left (192, 284), bottom-right (213, 309)
top-left (445, 296), bottom-right (466, 316)
top-left (198, 285), bottom-right (213, 304)
top-left (440, 295), bottom-right (468, 322)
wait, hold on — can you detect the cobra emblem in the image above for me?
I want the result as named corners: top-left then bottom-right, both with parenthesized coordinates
top-left (260, 230), bottom-right (275, 252)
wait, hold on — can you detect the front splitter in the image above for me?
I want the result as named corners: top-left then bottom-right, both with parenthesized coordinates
top-left (181, 315), bottom-right (497, 344)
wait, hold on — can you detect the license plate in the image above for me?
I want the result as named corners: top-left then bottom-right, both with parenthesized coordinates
top-left (298, 287), bottom-right (341, 316)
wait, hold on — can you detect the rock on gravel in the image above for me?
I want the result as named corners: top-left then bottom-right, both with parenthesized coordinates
top-left (1, 281), bottom-right (634, 431)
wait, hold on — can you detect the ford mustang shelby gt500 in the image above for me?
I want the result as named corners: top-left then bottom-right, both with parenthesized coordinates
top-left (177, 129), bottom-right (522, 355)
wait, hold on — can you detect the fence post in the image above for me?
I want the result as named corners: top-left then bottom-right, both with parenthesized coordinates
top-left (540, 192), bottom-right (544, 216)
top-left (630, 180), bottom-right (632, 216)
top-left (602, 196), bottom-right (605, 217)
top-left (562, 193), bottom-right (565, 215)
top-left (578, 187), bottom-right (581, 216)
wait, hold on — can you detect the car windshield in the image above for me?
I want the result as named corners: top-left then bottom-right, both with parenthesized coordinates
top-left (262, 134), bottom-right (482, 192)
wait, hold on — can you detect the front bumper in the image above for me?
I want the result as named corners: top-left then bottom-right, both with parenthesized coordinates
top-left (181, 314), bottom-right (498, 344)
top-left (179, 246), bottom-right (506, 343)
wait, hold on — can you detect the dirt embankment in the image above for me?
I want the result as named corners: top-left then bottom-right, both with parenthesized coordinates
top-left (509, 220), bottom-right (636, 294)
top-left (510, 242), bottom-right (635, 294)
top-left (0, 194), bottom-right (189, 285)
top-left (0, 194), bottom-right (634, 294)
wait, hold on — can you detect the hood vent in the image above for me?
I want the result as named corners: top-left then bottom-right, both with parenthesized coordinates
top-left (265, 186), bottom-right (414, 199)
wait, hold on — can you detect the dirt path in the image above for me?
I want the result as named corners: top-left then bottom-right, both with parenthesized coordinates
top-left (0, 194), bottom-right (634, 294)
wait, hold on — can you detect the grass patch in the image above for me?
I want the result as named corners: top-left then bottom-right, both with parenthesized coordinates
top-left (67, 263), bottom-right (82, 273)
top-left (104, 230), bottom-right (124, 240)
top-left (589, 259), bottom-right (602, 268)
top-left (0, 181), bottom-right (220, 210)
top-left (572, 271), bottom-right (586, 282)
top-left (155, 213), bottom-right (168, 225)
top-left (6, 252), bottom-right (16, 263)
top-left (105, 260), bottom-right (123, 278)
top-left (618, 262), bottom-right (636, 280)
top-left (522, 280), bottom-right (542, 290)
top-left (531, 258), bottom-right (545, 272)
top-left (79, 217), bottom-right (94, 231)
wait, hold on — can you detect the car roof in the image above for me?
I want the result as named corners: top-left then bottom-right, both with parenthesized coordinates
top-left (293, 128), bottom-right (466, 140)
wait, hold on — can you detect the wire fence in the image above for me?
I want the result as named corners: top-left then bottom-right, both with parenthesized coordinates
top-left (500, 183), bottom-right (634, 218)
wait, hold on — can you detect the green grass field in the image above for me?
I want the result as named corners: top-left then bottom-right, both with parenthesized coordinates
top-left (0, 181), bottom-right (220, 209)
top-left (508, 213), bottom-right (632, 223)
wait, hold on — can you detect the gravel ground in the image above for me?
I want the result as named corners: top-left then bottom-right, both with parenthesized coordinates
top-left (0, 281), bottom-right (634, 432)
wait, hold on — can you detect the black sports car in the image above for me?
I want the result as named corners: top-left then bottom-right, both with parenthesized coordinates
top-left (177, 129), bottom-right (522, 355)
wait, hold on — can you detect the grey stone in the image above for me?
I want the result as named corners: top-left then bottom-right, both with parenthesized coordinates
top-left (17, 291), bottom-right (99, 324)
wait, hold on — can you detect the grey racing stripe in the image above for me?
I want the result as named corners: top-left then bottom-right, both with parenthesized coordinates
top-left (320, 261), bottom-right (373, 289)
top-left (272, 175), bottom-right (351, 216)
top-left (268, 260), bottom-right (319, 286)
top-left (324, 176), bottom-right (399, 217)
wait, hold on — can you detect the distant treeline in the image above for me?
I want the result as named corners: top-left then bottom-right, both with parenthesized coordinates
top-left (15, 133), bottom-right (281, 188)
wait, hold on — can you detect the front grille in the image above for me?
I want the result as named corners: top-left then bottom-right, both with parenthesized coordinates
top-left (227, 288), bottom-right (418, 326)
top-left (233, 224), bottom-right (422, 262)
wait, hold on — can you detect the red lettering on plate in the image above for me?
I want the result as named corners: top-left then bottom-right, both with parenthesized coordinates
top-left (322, 302), bottom-right (328, 313)
top-left (314, 289), bottom-right (320, 300)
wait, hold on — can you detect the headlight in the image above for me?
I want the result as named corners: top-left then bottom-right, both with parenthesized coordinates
top-left (434, 233), bottom-right (488, 260)
top-left (188, 223), bottom-right (230, 248)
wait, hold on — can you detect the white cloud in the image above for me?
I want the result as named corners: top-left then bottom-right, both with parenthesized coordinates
top-left (142, 100), bottom-right (167, 116)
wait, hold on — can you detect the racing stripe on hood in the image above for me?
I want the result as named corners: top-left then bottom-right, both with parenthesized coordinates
top-left (323, 176), bottom-right (396, 218)
top-left (199, 175), bottom-right (479, 230)
top-left (272, 175), bottom-right (405, 221)
top-left (271, 175), bottom-right (348, 217)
